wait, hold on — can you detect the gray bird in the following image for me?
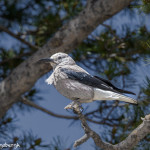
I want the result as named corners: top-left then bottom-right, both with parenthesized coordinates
top-left (39, 52), bottom-right (137, 109)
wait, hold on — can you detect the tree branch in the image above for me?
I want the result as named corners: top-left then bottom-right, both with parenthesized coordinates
top-left (0, 52), bottom-right (33, 66)
top-left (73, 103), bottom-right (150, 150)
top-left (0, 25), bottom-right (38, 50)
top-left (20, 97), bottom-right (117, 126)
top-left (0, 0), bottom-right (133, 118)
top-left (20, 97), bottom-right (78, 120)
top-left (74, 134), bottom-right (90, 147)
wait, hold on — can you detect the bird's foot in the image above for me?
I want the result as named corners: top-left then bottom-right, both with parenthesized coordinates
top-left (64, 101), bottom-right (83, 112)
top-left (64, 102), bottom-right (74, 110)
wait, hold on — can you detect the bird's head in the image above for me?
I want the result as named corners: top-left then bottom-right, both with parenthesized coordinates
top-left (38, 52), bottom-right (75, 68)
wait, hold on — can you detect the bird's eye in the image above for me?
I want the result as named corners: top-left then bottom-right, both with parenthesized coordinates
top-left (58, 56), bottom-right (61, 60)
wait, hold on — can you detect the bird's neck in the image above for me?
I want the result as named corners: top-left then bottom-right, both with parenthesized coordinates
top-left (53, 63), bottom-right (76, 71)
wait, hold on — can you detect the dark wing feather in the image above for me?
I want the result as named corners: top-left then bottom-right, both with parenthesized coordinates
top-left (60, 68), bottom-right (121, 94)
top-left (94, 76), bottom-right (135, 95)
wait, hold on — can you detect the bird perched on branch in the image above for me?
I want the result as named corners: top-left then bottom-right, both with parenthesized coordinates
top-left (39, 52), bottom-right (137, 109)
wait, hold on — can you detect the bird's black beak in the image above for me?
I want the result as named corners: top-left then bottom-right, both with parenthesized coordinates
top-left (38, 58), bottom-right (54, 63)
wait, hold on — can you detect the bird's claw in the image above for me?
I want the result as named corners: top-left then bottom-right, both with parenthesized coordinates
top-left (64, 101), bottom-right (83, 112)
top-left (64, 104), bottom-right (73, 110)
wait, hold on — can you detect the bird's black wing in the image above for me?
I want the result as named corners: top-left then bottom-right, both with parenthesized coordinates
top-left (60, 68), bottom-right (121, 94)
top-left (94, 76), bottom-right (135, 95)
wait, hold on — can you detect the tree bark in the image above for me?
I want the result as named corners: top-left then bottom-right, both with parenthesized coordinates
top-left (0, 0), bottom-right (133, 118)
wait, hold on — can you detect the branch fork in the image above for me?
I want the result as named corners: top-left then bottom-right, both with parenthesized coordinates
top-left (73, 103), bottom-right (150, 150)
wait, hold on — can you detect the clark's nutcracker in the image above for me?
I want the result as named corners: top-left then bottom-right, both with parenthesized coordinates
top-left (39, 52), bottom-right (137, 109)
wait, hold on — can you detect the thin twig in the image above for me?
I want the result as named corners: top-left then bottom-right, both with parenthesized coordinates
top-left (20, 97), bottom-right (78, 120)
top-left (0, 52), bottom-right (33, 65)
top-left (101, 23), bottom-right (121, 42)
top-left (74, 134), bottom-right (90, 147)
top-left (21, 97), bottom-right (117, 126)
top-left (0, 25), bottom-right (38, 49)
top-left (103, 101), bottom-right (119, 121)
top-left (20, 97), bottom-right (121, 127)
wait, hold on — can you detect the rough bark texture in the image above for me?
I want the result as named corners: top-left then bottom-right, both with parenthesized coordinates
top-left (0, 0), bottom-right (133, 118)
top-left (73, 104), bottom-right (150, 150)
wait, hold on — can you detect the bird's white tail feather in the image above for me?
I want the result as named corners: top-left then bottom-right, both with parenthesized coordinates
top-left (93, 88), bottom-right (137, 104)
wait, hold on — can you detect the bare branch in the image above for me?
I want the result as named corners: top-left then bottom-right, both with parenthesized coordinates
top-left (74, 134), bottom-right (90, 147)
top-left (20, 97), bottom-right (78, 120)
top-left (0, 25), bottom-right (38, 50)
top-left (103, 101), bottom-right (119, 121)
top-left (20, 97), bottom-right (116, 126)
top-left (0, 52), bottom-right (33, 66)
top-left (73, 103), bottom-right (150, 150)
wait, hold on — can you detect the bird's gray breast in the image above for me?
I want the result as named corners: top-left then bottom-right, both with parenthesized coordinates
top-left (53, 67), bottom-right (94, 103)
